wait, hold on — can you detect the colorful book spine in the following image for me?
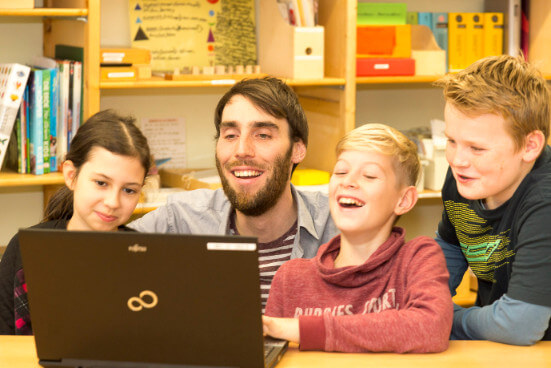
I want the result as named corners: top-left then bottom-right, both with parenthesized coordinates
top-left (24, 85), bottom-right (30, 174)
top-left (71, 61), bottom-right (82, 143)
top-left (432, 13), bottom-right (449, 72)
top-left (56, 59), bottom-right (70, 171)
top-left (406, 11), bottom-right (418, 25)
top-left (29, 70), bottom-right (44, 175)
top-left (448, 13), bottom-right (468, 72)
top-left (466, 13), bottom-right (485, 67)
top-left (418, 12), bottom-right (433, 30)
top-left (49, 67), bottom-right (59, 172)
top-left (484, 12), bottom-right (504, 57)
top-left (0, 63), bottom-right (31, 170)
top-left (41, 68), bottom-right (51, 173)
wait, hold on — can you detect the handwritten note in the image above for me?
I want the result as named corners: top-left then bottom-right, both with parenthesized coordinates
top-left (141, 117), bottom-right (186, 169)
top-left (129, 0), bottom-right (257, 72)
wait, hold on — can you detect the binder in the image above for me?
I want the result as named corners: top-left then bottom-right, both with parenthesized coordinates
top-left (483, 13), bottom-right (504, 57)
top-left (484, 0), bottom-right (521, 56)
top-left (466, 13), bottom-right (485, 67)
top-left (448, 13), bottom-right (468, 72)
top-left (407, 12), bottom-right (418, 25)
top-left (432, 13), bottom-right (449, 72)
top-left (418, 12), bottom-right (433, 30)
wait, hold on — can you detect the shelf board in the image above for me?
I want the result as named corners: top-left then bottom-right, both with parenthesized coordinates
top-left (356, 75), bottom-right (441, 85)
top-left (100, 76), bottom-right (345, 89)
top-left (0, 8), bottom-right (88, 17)
top-left (418, 189), bottom-right (441, 199)
top-left (0, 172), bottom-right (64, 187)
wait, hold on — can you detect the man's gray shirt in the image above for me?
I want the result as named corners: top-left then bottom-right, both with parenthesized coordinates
top-left (129, 185), bottom-right (338, 259)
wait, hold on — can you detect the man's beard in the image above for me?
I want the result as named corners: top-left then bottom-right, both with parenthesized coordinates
top-left (216, 147), bottom-right (293, 217)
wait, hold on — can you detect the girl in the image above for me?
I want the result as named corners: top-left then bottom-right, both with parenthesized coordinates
top-left (0, 109), bottom-right (151, 335)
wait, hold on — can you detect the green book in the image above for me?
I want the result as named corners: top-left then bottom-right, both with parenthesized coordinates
top-left (357, 3), bottom-right (407, 25)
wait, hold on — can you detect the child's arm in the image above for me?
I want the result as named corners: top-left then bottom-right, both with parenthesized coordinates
top-left (262, 316), bottom-right (299, 343)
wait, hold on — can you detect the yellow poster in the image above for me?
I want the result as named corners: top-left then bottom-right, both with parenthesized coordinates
top-left (129, 0), bottom-right (257, 72)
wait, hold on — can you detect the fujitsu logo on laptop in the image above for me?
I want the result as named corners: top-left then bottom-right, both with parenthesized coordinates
top-left (128, 243), bottom-right (147, 253)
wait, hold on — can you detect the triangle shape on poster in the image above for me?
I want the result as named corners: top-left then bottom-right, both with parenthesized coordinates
top-left (137, 17), bottom-right (142, 24)
top-left (135, 4), bottom-right (142, 10)
top-left (134, 26), bottom-right (149, 41)
top-left (207, 29), bottom-right (215, 43)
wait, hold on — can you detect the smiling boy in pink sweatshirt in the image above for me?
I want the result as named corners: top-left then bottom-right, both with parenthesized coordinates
top-left (263, 123), bottom-right (453, 353)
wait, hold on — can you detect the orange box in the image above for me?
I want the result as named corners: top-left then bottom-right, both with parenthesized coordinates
top-left (356, 57), bottom-right (415, 76)
top-left (100, 48), bottom-right (151, 65)
top-left (357, 25), bottom-right (412, 58)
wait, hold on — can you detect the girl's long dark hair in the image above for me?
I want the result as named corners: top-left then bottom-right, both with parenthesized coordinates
top-left (43, 109), bottom-right (151, 222)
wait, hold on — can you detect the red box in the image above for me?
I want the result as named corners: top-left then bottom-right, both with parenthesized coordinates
top-left (356, 57), bottom-right (415, 76)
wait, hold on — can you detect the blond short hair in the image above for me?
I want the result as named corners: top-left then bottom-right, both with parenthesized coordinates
top-left (336, 123), bottom-right (421, 187)
top-left (435, 55), bottom-right (550, 151)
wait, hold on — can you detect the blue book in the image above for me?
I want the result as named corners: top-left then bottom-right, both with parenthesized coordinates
top-left (29, 69), bottom-right (44, 175)
top-left (418, 12), bottom-right (433, 30)
top-left (432, 12), bottom-right (449, 72)
top-left (49, 67), bottom-right (59, 172)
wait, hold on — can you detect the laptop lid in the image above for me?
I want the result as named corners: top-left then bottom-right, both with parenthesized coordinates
top-left (19, 228), bottom-right (282, 368)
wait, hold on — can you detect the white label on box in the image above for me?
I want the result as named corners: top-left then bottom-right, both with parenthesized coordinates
top-left (102, 53), bottom-right (125, 62)
top-left (207, 243), bottom-right (257, 251)
top-left (374, 64), bottom-right (390, 70)
top-left (107, 72), bottom-right (135, 78)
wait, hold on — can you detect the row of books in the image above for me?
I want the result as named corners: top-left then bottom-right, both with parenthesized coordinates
top-left (0, 57), bottom-right (83, 175)
top-left (277, 0), bottom-right (318, 27)
top-left (408, 12), bottom-right (505, 72)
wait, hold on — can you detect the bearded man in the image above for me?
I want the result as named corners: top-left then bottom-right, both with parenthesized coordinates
top-left (130, 77), bottom-right (338, 308)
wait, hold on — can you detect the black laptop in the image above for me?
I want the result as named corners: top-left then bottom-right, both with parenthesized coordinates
top-left (18, 229), bottom-right (288, 368)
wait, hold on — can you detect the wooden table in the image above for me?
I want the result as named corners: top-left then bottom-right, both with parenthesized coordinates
top-left (1, 336), bottom-right (550, 367)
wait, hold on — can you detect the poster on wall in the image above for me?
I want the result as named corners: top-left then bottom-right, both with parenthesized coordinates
top-left (128, 0), bottom-right (257, 72)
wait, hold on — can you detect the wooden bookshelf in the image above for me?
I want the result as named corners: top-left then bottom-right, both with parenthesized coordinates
top-left (100, 76), bottom-right (346, 89)
top-left (0, 172), bottom-right (64, 187)
top-left (0, 8), bottom-right (87, 17)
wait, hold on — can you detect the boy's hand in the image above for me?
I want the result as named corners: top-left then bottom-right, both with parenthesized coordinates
top-left (262, 315), bottom-right (300, 343)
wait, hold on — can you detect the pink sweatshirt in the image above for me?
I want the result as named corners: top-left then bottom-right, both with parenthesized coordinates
top-left (265, 227), bottom-right (453, 353)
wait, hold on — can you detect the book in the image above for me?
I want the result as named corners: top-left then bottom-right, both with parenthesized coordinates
top-left (406, 11), bottom-right (418, 25)
top-left (71, 61), bottom-right (82, 146)
top-left (41, 68), bottom-right (52, 173)
top-left (449, 13), bottom-right (468, 72)
top-left (521, 0), bottom-right (529, 59)
top-left (0, 63), bottom-right (31, 170)
top-left (432, 13), bottom-right (449, 72)
top-left (466, 13), bottom-right (485, 66)
top-left (29, 69), bottom-right (44, 175)
top-left (418, 12), bottom-right (433, 30)
top-left (56, 59), bottom-right (70, 171)
top-left (357, 2), bottom-right (407, 25)
top-left (484, 12), bottom-right (504, 57)
top-left (49, 66), bottom-right (59, 172)
top-left (484, 0), bottom-right (521, 56)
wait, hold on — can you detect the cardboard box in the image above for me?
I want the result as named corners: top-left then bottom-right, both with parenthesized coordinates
top-left (101, 48), bottom-right (151, 65)
top-left (159, 168), bottom-right (221, 190)
top-left (411, 25), bottom-right (446, 76)
top-left (357, 57), bottom-right (415, 77)
top-left (357, 25), bottom-right (412, 58)
top-left (424, 148), bottom-right (448, 191)
top-left (291, 169), bottom-right (330, 186)
top-left (529, 0), bottom-right (551, 73)
top-left (100, 65), bottom-right (151, 81)
top-left (258, 0), bottom-right (324, 79)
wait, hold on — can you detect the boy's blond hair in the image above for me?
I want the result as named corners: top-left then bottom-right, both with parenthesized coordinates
top-left (435, 55), bottom-right (550, 151)
top-left (336, 123), bottom-right (420, 187)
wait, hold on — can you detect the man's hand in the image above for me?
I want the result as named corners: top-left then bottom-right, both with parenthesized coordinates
top-left (262, 315), bottom-right (300, 343)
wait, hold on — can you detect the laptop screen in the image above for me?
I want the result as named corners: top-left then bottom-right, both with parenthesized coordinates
top-left (19, 229), bottom-right (274, 368)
